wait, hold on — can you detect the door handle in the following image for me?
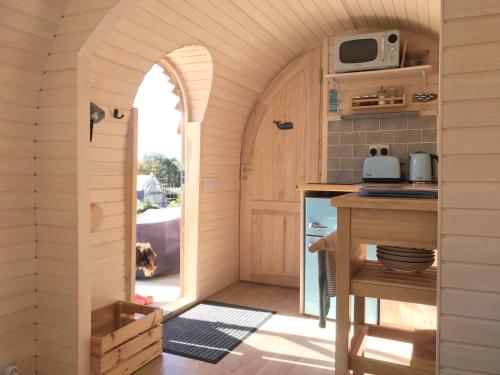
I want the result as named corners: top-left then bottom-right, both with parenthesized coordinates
top-left (308, 222), bottom-right (327, 230)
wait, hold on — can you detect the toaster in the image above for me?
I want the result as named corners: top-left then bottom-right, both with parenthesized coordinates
top-left (362, 156), bottom-right (401, 183)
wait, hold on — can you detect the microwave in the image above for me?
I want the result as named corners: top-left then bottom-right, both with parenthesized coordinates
top-left (334, 30), bottom-right (400, 73)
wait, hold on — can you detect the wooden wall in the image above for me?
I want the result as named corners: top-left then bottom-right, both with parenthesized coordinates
top-left (0, 0), bottom-right (69, 372)
top-left (440, 1), bottom-right (500, 373)
top-left (34, 1), bottom-right (120, 373)
top-left (88, 40), bottom-right (213, 309)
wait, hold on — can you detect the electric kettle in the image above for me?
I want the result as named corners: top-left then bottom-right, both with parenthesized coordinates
top-left (409, 152), bottom-right (438, 183)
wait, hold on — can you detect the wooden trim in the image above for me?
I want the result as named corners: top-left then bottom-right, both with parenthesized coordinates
top-left (76, 55), bottom-right (91, 375)
top-left (436, 1), bottom-right (444, 371)
top-left (335, 207), bottom-right (351, 375)
top-left (182, 121), bottom-right (201, 300)
top-left (159, 56), bottom-right (190, 123)
top-left (126, 108), bottom-right (138, 303)
top-left (299, 190), bottom-right (305, 314)
top-left (320, 37), bottom-right (329, 183)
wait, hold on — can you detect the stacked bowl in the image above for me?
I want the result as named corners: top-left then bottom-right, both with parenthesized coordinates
top-left (376, 245), bottom-right (435, 272)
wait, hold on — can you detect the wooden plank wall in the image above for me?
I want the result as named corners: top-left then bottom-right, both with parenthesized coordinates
top-left (440, 1), bottom-right (500, 373)
top-left (0, 0), bottom-right (68, 372)
top-left (86, 0), bottom-right (246, 300)
top-left (87, 42), bottom-right (212, 308)
top-left (34, 1), bottom-right (119, 373)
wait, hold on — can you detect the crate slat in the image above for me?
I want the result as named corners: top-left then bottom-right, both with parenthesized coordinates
top-left (105, 341), bottom-right (163, 375)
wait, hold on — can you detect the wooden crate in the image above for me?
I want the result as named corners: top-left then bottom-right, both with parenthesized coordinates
top-left (91, 302), bottom-right (163, 375)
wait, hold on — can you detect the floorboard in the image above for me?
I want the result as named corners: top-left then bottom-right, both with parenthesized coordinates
top-left (136, 281), bottom-right (335, 374)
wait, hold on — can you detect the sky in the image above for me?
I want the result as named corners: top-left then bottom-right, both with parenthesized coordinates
top-left (133, 64), bottom-right (182, 161)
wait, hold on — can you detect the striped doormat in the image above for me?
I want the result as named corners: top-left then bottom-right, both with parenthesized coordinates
top-left (162, 301), bottom-right (275, 364)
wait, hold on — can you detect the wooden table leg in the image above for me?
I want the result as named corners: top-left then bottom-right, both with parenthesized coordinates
top-left (353, 296), bottom-right (365, 375)
top-left (335, 207), bottom-right (351, 375)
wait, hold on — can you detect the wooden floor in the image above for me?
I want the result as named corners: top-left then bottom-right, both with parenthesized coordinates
top-left (136, 282), bottom-right (335, 375)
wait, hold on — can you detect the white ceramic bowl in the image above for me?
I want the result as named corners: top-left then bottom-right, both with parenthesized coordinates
top-left (377, 245), bottom-right (434, 254)
top-left (377, 248), bottom-right (434, 258)
top-left (377, 251), bottom-right (434, 262)
top-left (377, 255), bottom-right (434, 272)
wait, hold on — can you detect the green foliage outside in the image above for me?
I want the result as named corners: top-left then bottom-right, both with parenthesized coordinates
top-left (137, 200), bottom-right (159, 214)
top-left (167, 197), bottom-right (181, 208)
top-left (137, 152), bottom-right (182, 185)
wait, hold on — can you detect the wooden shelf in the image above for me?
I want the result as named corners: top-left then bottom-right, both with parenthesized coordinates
top-left (327, 109), bottom-right (437, 122)
top-left (350, 324), bottom-right (436, 375)
top-left (352, 95), bottom-right (406, 110)
top-left (324, 65), bottom-right (432, 83)
top-left (351, 261), bottom-right (436, 306)
top-left (327, 113), bottom-right (341, 121)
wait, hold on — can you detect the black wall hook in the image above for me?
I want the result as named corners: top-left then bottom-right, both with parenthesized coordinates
top-left (90, 102), bottom-right (105, 142)
top-left (273, 121), bottom-right (293, 130)
top-left (113, 109), bottom-right (125, 119)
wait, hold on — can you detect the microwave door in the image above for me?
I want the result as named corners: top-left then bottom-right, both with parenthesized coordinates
top-left (337, 38), bottom-right (382, 72)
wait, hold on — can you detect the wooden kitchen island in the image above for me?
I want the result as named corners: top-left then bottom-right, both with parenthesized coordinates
top-left (331, 193), bottom-right (438, 375)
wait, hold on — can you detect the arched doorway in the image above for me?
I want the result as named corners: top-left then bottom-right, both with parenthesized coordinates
top-left (122, 46), bottom-right (213, 313)
top-left (133, 63), bottom-right (184, 309)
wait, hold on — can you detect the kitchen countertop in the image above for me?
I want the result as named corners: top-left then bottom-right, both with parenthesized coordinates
top-left (297, 183), bottom-right (437, 193)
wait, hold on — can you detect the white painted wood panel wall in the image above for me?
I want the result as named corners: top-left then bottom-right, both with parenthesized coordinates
top-left (440, 1), bottom-right (500, 373)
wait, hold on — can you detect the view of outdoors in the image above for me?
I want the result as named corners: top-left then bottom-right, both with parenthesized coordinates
top-left (134, 64), bottom-right (183, 211)
top-left (134, 64), bottom-right (183, 305)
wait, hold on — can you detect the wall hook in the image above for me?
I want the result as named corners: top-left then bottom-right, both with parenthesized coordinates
top-left (90, 102), bottom-right (105, 142)
top-left (273, 121), bottom-right (293, 130)
top-left (113, 109), bottom-right (125, 119)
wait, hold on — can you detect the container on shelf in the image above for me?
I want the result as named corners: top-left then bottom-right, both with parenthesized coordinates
top-left (329, 80), bottom-right (338, 113)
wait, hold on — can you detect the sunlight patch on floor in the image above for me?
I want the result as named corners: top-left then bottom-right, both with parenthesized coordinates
top-left (136, 273), bottom-right (180, 305)
top-left (238, 312), bottom-right (335, 368)
top-left (364, 336), bottom-right (413, 365)
top-left (262, 355), bottom-right (334, 371)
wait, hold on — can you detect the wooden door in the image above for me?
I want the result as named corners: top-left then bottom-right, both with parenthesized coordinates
top-left (240, 49), bottom-right (321, 287)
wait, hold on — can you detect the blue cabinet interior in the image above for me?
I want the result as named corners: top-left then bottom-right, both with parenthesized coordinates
top-left (304, 196), bottom-right (379, 324)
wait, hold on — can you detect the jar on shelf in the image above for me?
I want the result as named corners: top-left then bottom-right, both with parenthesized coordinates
top-left (377, 86), bottom-right (387, 105)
